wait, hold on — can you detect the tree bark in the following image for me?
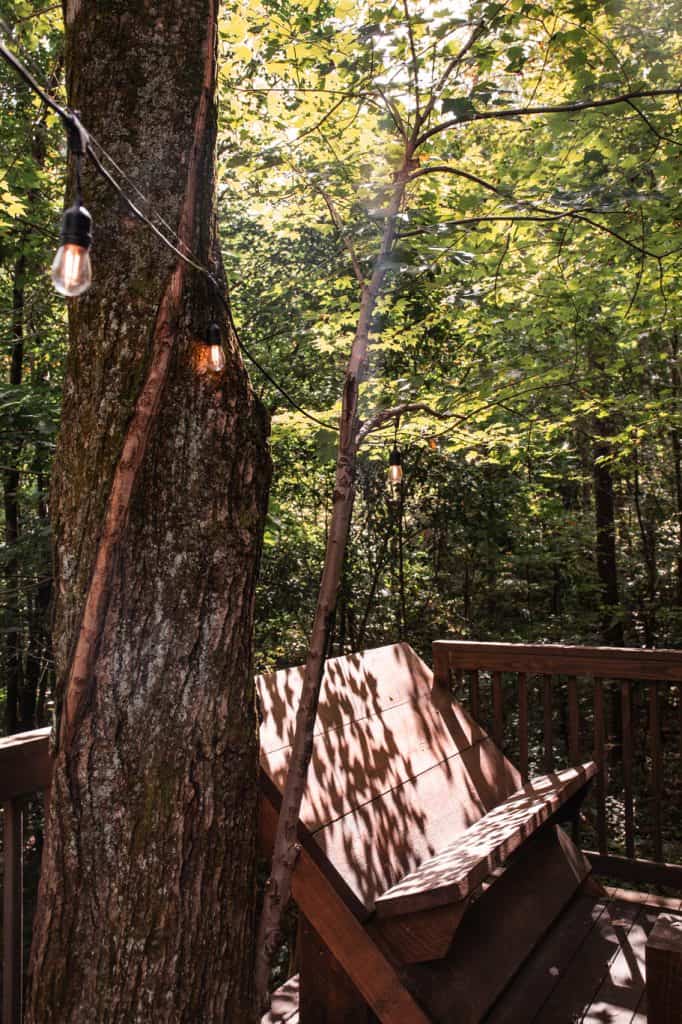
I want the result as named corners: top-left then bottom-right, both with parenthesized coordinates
top-left (26, 3), bottom-right (270, 1022)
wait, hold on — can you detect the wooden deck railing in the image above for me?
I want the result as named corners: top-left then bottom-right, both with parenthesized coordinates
top-left (3, 643), bottom-right (682, 1021)
top-left (1, 726), bottom-right (51, 1024)
top-left (433, 641), bottom-right (682, 891)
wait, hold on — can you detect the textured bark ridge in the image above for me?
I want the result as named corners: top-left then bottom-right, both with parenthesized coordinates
top-left (26, 3), bottom-right (270, 1022)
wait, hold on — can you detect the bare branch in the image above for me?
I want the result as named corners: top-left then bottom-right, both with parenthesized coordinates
top-left (415, 19), bottom-right (487, 140)
top-left (357, 401), bottom-right (451, 445)
top-left (417, 85), bottom-right (682, 147)
top-left (407, 164), bottom-right (675, 259)
top-left (318, 188), bottom-right (366, 287)
top-left (403, 0), bottom-right (421, 120)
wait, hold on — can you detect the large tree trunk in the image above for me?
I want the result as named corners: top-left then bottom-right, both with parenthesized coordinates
top-left (26, 3), bottom-right (270, 1022)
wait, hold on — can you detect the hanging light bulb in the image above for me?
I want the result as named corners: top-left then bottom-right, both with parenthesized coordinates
top-left (51, 202), bottom-right (92, 297)
top-left (205, 322), bottom-right (226, 373)
top-left (388, 447), bottom-right (403, 486)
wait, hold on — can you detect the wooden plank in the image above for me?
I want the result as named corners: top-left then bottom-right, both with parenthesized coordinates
top-left (372, 900), bottom-right (468, 964)
top-left (649, 682), bottom-right (663, 863)
top-left (258, 643), bottom-right (433, 756)
top-left (593, 678), bottom-right (607, 855)
top-left (621, 681), bottom-right (635, 859)
top-left (432, 642), bottom-right (450, 692)
top-left (536, 895), bottom-right (641, 1022)
top-left (406, 825), bottom-right (592, 1024)
top-left (261, 975), bottom-right (300, 1024)
top-left (584, 903), bottom-right (658, 1023)
top-left (631, 985), bottom-right (647, 1024)
top-left (486, 893), bottom-right (612, 1024)
top-left (3, 799), bottom-right (23, 1024)
top-left (646, 912), bottom-right (682, 1024)
top-left (433, 639), bottom-right (682, 682)
top-left (568, 676), bottom-right (580, 763)
top-left (313, 736), bottom-right (521, 914)
top-left (543, 674), bottom-right (554, 772)
top-left (492, 671), bottom-right (504, 749)
top-left (299, 919), bottom-right (373, 1023)
top-left (375, 763), bottom-right (596, 917)
top-left (258, 797), bottom-right (430, 1024)
top-left (263, 691), bottom-right (486, 834)
top-left (587, 852), bottom-right (682, 890)
top-left (605, 888), bottom-right (682, 913)
top-left (0, 727), bottom-right (51, 801)
top-left (518, 671), bottom-right (529, 781)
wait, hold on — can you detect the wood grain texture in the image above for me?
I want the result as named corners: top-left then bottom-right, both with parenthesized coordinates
top-left (375, 763), bottom-right (596, 917)
top-left (258, 643), bottom-right (433, 756)
top-left (646, 913), bottom-right (682, 1024)
top-left (371, 900), bottom-right (468, 964)
top-left (433, 639), bottom-right (682, 681)
top-left (0, 727), bottom-right (50, 801)
top-left (406, 825), bottom-right (592, 1024)
top-left (259, 796), bottom-right (430, 1024)
top-left (314, 735), bottom-right (520, 913)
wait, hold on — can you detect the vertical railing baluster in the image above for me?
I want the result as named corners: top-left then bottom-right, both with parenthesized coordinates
top-left (453, 668), bottom-right (463, 699)
top-left (3, 798), bottom-right (24, 1024)
top-left (543, 674), bottom-right (554, 772)
top-left (593, 678), bottom-right (607, 855)
top-left (470, 670), bottom-right (480, 723)
top-left (621, 680), bottom-right (635, 859)
top-left (492, 671), bottom-right (504, 749)
top-left (568, 676), bottom-right (580, 764)
top-left (518, 672), bottom-right (528, 782)
top-left (649, 681), bottom-right (663, 863)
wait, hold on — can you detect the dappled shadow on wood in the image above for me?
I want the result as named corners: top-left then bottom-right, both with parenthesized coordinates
top-left (257, 643), bottom-right (521, 914)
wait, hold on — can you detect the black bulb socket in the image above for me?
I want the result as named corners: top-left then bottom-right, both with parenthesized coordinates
top-left (206, 322), bottom-right (222, 347)
top-left (389, 447), bottom-right (402, 467)
top-left (59, 203), bottom-right (92, 249)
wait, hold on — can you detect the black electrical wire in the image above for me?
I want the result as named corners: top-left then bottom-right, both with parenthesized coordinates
top-left (0, 37), bottom-right (333, 432)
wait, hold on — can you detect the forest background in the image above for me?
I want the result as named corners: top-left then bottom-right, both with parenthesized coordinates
top-left (1, 0), bottom-right (681, 750)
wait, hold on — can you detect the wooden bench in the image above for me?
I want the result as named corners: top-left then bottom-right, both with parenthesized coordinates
top-left (257, 643), bottom-right (596, 1023)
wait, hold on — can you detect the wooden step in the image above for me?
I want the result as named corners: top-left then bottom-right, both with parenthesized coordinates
top-left (261, 975), bottom-right (300, 1024)
top-left (375, 763), bottom-right (596, 917)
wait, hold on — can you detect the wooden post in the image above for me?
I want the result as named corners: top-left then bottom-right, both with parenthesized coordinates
top-left (3, 798), bottom-right (23, 1024)
top-left (646, 913), bottom-right (682, 1024)
top-left (299, 918), bottom-right (374, 1023)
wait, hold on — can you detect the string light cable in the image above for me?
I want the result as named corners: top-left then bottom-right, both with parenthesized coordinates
top-left (0, 37), bottom-right (331, 430)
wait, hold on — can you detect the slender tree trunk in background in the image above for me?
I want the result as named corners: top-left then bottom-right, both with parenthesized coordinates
top-left (632, 448), bottom-right (658, 645)
top-left (254, 169), bottom-right (407, 1009)
top-left (3, 255), bottom-right (26, 734)
top-left (27, 3), bottom-right (270, 1021)
top-left (592, 430), bottom-right (624, 646)
top-left (669, 331), bottom-right (682, 605)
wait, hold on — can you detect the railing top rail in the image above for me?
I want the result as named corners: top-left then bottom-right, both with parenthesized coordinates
top-left (0, 726), bottom-right (51, 802)
top-left (433, 640), bottom-right (682, 682)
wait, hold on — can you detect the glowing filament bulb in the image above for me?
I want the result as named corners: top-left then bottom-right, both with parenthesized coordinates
top-left (51, 243), bottom-right (92, 297)
top-left (207, 343), bottom-right (226, 372)
top-left (51, 204), bottom-right (92, 298)
top-left (205, 322), bottom-right (226, 373)
top-left (388, 448), bottom-right (403, 486)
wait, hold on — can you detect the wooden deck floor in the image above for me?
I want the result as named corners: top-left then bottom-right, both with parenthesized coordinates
top-left (264, 888), bottom-right (682, 1024)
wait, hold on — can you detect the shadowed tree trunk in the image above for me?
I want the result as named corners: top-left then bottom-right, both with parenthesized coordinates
top-left (592, 429), bottom-right (624, 646)
top-left (3, 254), bottom-right (25, 734)
top-left (26, 2), bottom-right (270, 1021)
